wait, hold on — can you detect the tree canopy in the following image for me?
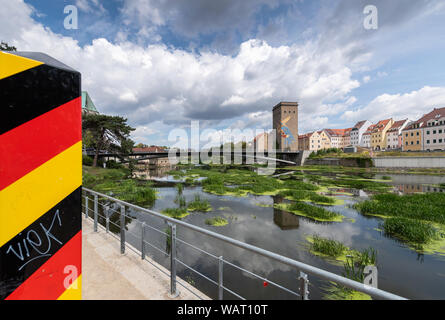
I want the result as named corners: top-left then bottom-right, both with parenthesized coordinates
top-left (0, 41), bottom-right (17, 51)
top-left (82, 113), bottom-right (135, 167)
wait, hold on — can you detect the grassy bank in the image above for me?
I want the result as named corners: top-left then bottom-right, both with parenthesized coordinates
top-left (83, 166), bottom-right (157, 207)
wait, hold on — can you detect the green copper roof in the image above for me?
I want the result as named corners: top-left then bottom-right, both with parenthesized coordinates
top-left (82, 91), bottom-right (99, 113)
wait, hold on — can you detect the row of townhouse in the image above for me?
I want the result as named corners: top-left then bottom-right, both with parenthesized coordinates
top-left (299, 118), bottom-right (411, 151)
top-left (402, 107), bottom-right (445, 151)
top-left (253, 107), bottom-right (445, 152)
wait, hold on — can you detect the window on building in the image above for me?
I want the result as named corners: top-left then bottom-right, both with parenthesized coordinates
top-left (416, 132), bottom-right (419, 136)
top-left (417, 141), bottom-right (419, 144)
top-left (411, 141), bottom-right (413, 145)
top-left (433, 139), bottom-right (437, 144)
top-left (411, 133), bottom-right (413, 137)
top-left (433, 130), bottom-right (437, 134)
top-left (440, 139), bottom-right (443, 143)
top-left (427, 131), bottom-right (430, 134)
top-left (439, 130), bottom-right (443, 134)
top-left (427, 140), bottom-right (430, 144)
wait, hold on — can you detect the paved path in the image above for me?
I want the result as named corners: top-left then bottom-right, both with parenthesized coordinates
top-left (82, 217), bottom-right (209, 300)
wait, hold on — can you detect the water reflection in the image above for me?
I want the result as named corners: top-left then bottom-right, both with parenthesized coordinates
top-left (88, 166), bottom-right (445, 300)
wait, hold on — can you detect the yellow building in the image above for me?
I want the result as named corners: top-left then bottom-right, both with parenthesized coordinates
top-left (371, 119), bottom-right (393, 150)
top-left (298, 131), bottom-right (330, 151)
top-left (402, 121), bottom-right (422, 151)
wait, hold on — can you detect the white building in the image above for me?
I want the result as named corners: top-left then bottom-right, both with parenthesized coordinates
top-left (350, 120), bottom-right (372, 147)
top-left (362, 124), bottom-right (375, 148)
top-left (423, 107), bottom-right (445, 151)
top-left (386, 119), bottom-right (409, 150)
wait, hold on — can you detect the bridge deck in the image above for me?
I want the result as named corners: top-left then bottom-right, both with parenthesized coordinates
top-left (82, 217), bottom-right (209, 300)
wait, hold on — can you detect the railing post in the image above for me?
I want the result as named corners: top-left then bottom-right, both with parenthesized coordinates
top-left (170, 223), bottom-right (178, 297)
top-left (141, 222), bottom-right (146, 260)
top-left (94, 194), bottom-right (98, 232)
top-left (299, 271), bottom-right (309, 300)
top-left (85, 195), bottom-right (89, 219)
top-left (106, 213), bottom-right (110, 233)
top-left (218, 256), bottom-right (224, 300)
top-left (120, 205), bottom-right (126, 254)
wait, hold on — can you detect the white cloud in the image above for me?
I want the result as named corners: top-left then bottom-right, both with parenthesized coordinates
top-left (363, 75), bottom-right (371, 83)
top-left (3, 0), bottom-right (444, 145)
top-left (343, 86), bottom-right (445, 123)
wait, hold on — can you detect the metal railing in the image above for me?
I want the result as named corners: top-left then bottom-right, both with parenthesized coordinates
top-left (81, 187), bottom-right (407, 300)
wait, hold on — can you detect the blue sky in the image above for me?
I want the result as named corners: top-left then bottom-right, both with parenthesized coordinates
top-left (2, 0), bottom-right (445, 147)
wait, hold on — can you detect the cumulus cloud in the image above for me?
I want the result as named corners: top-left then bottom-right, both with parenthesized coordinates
top-left (343, 86), bottom-right (445, 123)
top-left (2, 0), bottom-right (444, 145)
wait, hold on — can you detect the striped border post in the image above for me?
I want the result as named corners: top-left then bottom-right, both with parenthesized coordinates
top-left (0, 51), bottom-right (82, 300)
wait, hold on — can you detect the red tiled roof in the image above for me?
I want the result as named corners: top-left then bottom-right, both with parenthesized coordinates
top-left (325, 128), bottom-right (350, 137)
top-left (372, 119), bottom-right (392, 132)
top-left (403, 107), bottom-right (445, 130)
top-left (353, 120), bottom-right (367, 130)
top-left (388, 119), bottom-right (408, 132)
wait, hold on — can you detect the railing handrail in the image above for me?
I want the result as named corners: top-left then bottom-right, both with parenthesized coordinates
top-left (82, 187), bottom-right (407, 300)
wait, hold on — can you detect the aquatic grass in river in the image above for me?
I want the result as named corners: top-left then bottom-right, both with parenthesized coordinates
top-left (275, 202), bottom-right (343, 222)
top-left (205, 217), bottom-right (228, 227)
top-left (311, 235), bottom-right (347, 258)
top-left (382, 217), bottom-right (438, 247)
top-left (161, 207), bottom-right (190, 219)
top-left (187, 194), bottom-right (212, 212)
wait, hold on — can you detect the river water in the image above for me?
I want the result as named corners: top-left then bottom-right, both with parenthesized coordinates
top-left (93, 167), bottom-right (445, 300)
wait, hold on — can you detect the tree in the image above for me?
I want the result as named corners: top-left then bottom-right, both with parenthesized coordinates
top-left (0, 41), bottom-right (17, 52)
top-left (134, 143), bottom-right (148, 148)
top-left (82, 114), bottom-right (135, 167)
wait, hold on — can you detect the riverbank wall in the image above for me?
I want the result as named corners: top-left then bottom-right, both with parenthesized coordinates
top-left (303, 156), bottom-right (445, 168)
top-left (372, 157), bottom-right (445, 168)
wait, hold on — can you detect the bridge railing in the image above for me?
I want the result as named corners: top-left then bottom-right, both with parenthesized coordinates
top-left (81, 187), bottom-right (406, 300)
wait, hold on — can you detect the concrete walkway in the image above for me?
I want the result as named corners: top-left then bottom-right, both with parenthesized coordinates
top-left (82, 217), bottom-right (210, 300)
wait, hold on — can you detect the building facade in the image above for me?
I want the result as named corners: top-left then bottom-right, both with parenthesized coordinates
top-left (402, 121), bottom-right (423, 151)
top-left (350, 120), bottom-right (372, 147)
top-left (422, 107), bottom-right (445, 151)
top-left (386, 119), bottom-right (409, 150)
top-left (298, 131), bottom-right (330, 151)
top-left (272, 102), bottom-right (299, 151)
top-left (371, 119), bottom-right (393, 150)
top-left (253, 132), bottom-right (270, 152)
top-left (82, 91), bottom-right (99, 115)
top-left (324, 128), bottom-right (351, 149)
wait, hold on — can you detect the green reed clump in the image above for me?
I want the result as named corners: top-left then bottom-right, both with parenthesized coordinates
top-left (277, 189), bottom-right (310, 200)
top-left (161, 208), bottom-right (189, 219)
top-left (308, 193), bottom-right (335, 204)
top-left (382, 217), bottom-right (438, 246)
top-left (355, 193), bottom-right (445, 225)
top-left (382, 176), bottom-right (392, 180)
top-left (287, 202), bottom-right (341, 221)
top-left (187, 194), bottom-right (212, 212)
top-left (311, 235), bottom-right (347, 258)
top-left (117, 180), bottom-right (157, 205)
top-left (282, 179), bottom-right (319, 191)
top-left (205, 216), bottom-right (228, 227)
top-left (330, 178), bottom-right (390, 191)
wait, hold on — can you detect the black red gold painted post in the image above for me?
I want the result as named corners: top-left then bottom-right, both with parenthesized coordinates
top-left (0, 51), bottom-right (82, 300)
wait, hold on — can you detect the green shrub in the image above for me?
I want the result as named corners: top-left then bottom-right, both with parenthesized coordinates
top-left (82, 155), bottom-right (93, 166)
